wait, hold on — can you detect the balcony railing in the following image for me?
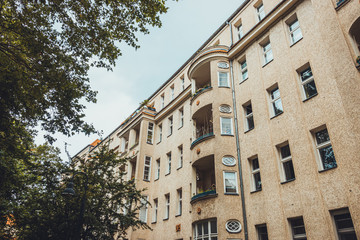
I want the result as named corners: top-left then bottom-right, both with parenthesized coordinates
top-left (191, 190), bottom-right (217, 204)
top-left (190, 132), bottom-right (214, 149)
top-left (192, 86), bottom-right (212, 101)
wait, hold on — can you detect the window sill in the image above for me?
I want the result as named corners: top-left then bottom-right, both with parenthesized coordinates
top-left (244, 128), bottom-right (254, 134)
top-left (156, 141), bottom-right (161, 145)
top-left (270, 111), bottom-right (284, 120)
top-left (154, 178), bottom-right (159, 182)
top-left (178, 125), bottom-right (183, 130)
top-left (262, 59), bottom-right (273, 68)
top-left (165, 172), bottom-right (171, 176)
top-left (175, 214), bottom-right (182, 218)
top-left (250, 189), bottom-right (262, 194)
top-left (177, 166), bottom-right (182, 170)
top-left (281, 178), bottom-right (296, 185)
top-left (218, 86), bottom-right (231, 88)
top-left (318, 165), bottom-right (337, 173)
top-left (239, 78), bottom-right (249, 85)
top-left (290, 37), bottom-right (303, 48)
top-left (167, 133), bottom-right (172, 138)
top-left (143, 179), bottom-right (150, 182)
top-left (163, 217), bottom-right (169, 221)
top-left (335, 0), bottom-right (351, 10)
top-left (221, 134), bottom-right (234, 136)
top-left (146, 142), bottom-right (153, 145)
top-left (151, 221), bottom-right (157, 224)
top-left (302, 93), bottom-right (318, 103)
top-left (225, 192), bottom-right (239, 196)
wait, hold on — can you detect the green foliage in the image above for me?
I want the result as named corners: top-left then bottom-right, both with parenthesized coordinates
top-left (1, 144), bottom-right (149, 239)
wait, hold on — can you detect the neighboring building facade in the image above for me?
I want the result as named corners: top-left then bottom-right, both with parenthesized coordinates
top-left (75, 0), bottom-right (360, 239)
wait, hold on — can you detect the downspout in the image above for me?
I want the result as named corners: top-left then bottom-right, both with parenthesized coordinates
top-left (230, 60), bottom-right (248, 240)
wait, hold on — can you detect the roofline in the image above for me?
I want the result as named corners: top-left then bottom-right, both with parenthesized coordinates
top-left (147, 0), bottom-right (250, 101)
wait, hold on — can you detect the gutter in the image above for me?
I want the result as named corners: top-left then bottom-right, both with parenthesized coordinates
top-left (230, 60), bottom-right (248, 240)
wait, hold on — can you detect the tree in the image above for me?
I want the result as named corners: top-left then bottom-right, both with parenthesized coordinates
top-left (0, 0), bottom-right (170, 224)
top-left (1, 143), bottom-right (149, 240)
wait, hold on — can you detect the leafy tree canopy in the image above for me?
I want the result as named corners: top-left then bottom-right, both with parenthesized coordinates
top-left (1, 144), bottom-right (149, 240)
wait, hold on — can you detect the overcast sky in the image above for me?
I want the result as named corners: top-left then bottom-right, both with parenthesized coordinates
top-left (36, 0), bottom-right (244, 160)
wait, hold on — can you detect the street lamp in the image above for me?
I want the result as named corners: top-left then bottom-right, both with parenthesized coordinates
top-left (62, 171), bottom-right (88, 240)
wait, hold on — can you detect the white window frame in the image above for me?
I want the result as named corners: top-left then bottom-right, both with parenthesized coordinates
top-left (176, 188), bottom-right (182, 216)
top-left (279, 144), bottom-right (295, 182)
top-left (181, 77), bottom-right (185, 90)
top-left (178, 145), bottom-right (183, 169)
top-left (262, 41), bottom-right (273, 65)
top-left (237, 23), bottom-right (244, 40)
top-left (164, 194), bottom-right (170, 220)
top-left (250, 157), bottom-right (261, 192)
top-left (166, 152), bottom-right (171, 175)
top-left (256, 224), bottom-right (269, 240)
top-left (288, 17), bottom-right (302, 45)
top-left (223, 171), bottom-right (239, 194)
top-left (143, 156), bottom-right (152, 181)
top-left (161, 94), bottom-right (165, 109)
top-left (220, 117), bottom-right (233, 135)
top-left (170, 85), bottom-right (174, 100)
top-left (152, 198), bottom-right (158, 223)
top-left (268, 86), bottom-right (283, 117)
top-left (146, 122), bottom-right (154, 144)
top-left (240, 59), bottom-right (248, 82)
top-left (331, 208), bottom-right (357, 240)
top-left (289, 217), bottom-right (307, 240)
top-left (179, 108), bottom-right (184, 128)
top-left (155, 159), bottom-right (160, 180)
top-left (299, 66), bottom-right (317, 100)
top-left (158, 124), bottom-right (162, 142)
top-left (256, 2), bottom-right (265, 21)
top-left (193, 219), bottom-right (218, 240)
top-left (139, 196), bottom-right (148, 223)
top-left (313, 127), bottom-right (337, 171)
top-left (168, 116), bottom-right (173, 136)
top-left (218, 71), bottom-right (230, 87)
top-left (244, 102), bottom-right (254, 131)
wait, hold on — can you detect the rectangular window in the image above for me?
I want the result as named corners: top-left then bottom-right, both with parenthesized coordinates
top-left (279, 144), bottom-right (295, 182)
top-left (300, 66), bottom-right (317, 100)
top-left (288, 17), bottom-right (302, 44)
top-left (237, 24), bottom-right (244, 39)
top-left (161, 94), bottom-right (165, 109)
top-left (176, 189), bottom-right (182, 216)
top-left (256, 2), bottom-right (266, 21)
top-left (158, 124), bottom-right (162, 142)
top-left (262, 41), bottom-right (273, 65)
top-left (179, 108), bottom-right (184, 128)
top-left (244, 102), bottom-right (254, 131)
top-left (139, 196), bottom-right (148, 223)
top-left (168, 116), bottom-right (173, 136)
top-left (223, 171), bottom-right (238, 194)
top-left (152, 198), bottom-right (158, 223)
top-left (240, 59), bottom-right (248, 82)
top-left (166, 152), bottom-right (171, 175)
top-left (164, 194), bottom-right (170, 220)
top-left (193, 219), bottom-right (217, 240)
top-left (250, 157), bottom-right (262, 191)
top-left (220, 117), bottom-right (233, 135)
top-left (218, 72), bottom-right (229, 87)
top-left (181, 77), bottom-right (185, 90)
top-left (146, 122), bottom-right (154, 144)
top-left (314, 127), bottom-right (337, 170)
top-left (256, 224), bottom-right (269, 240)
top-left (170, 85), bottom-right (174, 100)
top-left (331, 208), bottom-right (357, 240)
top-left (269, 86), bottom-right (283, 117)
top-left (155, 159), bottom-right (160, 180)
top-left (178, 145), bottom-right (183, 169)
top-left (289, 217), bottom-right (307, 240)
top-left (143, 156), bottom-right (152, 181)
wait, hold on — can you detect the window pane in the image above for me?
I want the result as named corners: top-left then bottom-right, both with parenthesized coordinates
top-left (281, 145), bottom-right (291, 158)
top-left (210, 220), bottom-right (217, 233)
top-left (241, 61), bottom-right (247, 69)
top-left (247, 115), bottom-right (254, 130)
top-left (339, 232), bottom-right (357, 240)
top-left (273, 99), bottom-right (283, 115)
top-left (242, 69), bottom-right (248, 80)
top-left (335, 213), bottom-right (355, 229)
top-left (221, 118), bottom-right (232, 134)
top-left (252, 158), bottom-right (259, 170)
top-left (303, 80), bottom-right (317, 98)
top-left (271, 88), bottom-right (280, 100)
top-left (257, 225), bottom-right (269, 240)
top-left (301, 68), bottom-right (312, 81)
top-left (319, 145), bottom-right (337, 169)
top-left (254, 172), bottom-right (262, 191)
top-left (245, 104), bottom-right (252, 115)
top-left (284, 160), bottom-right (295, 180)
top-left (292, 28), bottom-right (302, 42)
top-left (225, 172), bottom-right (237, 193)
top-left (315, 129), bottom-right (330, 145)
top-left (219, 72), bottom-right (228, 87)
top-left (203, 222), bottom-right (209, 235)
top-left (265, 50), bottom-right (273, 63)
top-left (289, 20), bottom-right (300, 31)
top-left (197, 224), bottom-right (202, 236)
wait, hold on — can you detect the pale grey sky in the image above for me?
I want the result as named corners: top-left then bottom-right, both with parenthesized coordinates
top-left (36, 0), bottom-right (244, 159)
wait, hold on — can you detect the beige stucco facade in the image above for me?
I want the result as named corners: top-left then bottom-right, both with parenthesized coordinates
top-left (75, 0), bottom-right (360, 239)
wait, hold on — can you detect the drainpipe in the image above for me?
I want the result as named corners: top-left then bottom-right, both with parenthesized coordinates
top-left (230, 60), bottom-right (248, 240)
top-left (227, 21), bottom-right (234, 47)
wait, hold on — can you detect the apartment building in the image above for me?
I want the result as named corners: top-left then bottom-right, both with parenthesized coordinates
top-left (75, 0), bottom-right (360, 239)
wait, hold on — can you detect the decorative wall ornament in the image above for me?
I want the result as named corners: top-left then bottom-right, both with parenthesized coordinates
top-left (197, 207), bottom-right (201, 214)
top-left (176, 224), bottom-right (181, 232)
top-left (219, 104), bottom-right (232, 113)
top-left (222, 156), bottom-right (236, 166)
top-left (197, 148), bottom-right (201, 154)
top-left (225, 219), bottom-right (242, 233)
top-left (196, 100), bottom-right (200, 105)
top-left (218, 61), bottom-right (229, 69)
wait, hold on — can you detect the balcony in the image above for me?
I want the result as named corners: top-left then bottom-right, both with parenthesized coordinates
top-left (191, 190), bottom-right (217, 204)
top-left (192, 86), bottom-right (212, 102)
top-left (191, 104), bottom-right (214, 149)
top-left (191, 132), bottom-right (214, 149)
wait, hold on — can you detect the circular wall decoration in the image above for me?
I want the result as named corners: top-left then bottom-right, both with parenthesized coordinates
top-left (225, 220), bottom-right (242, 233)
top-left (222, 156), bottom-right (236, 167)
top-left (217, 61), bottom-right (229, 69)
top-left (219, 104), bottom-right (232, 113)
